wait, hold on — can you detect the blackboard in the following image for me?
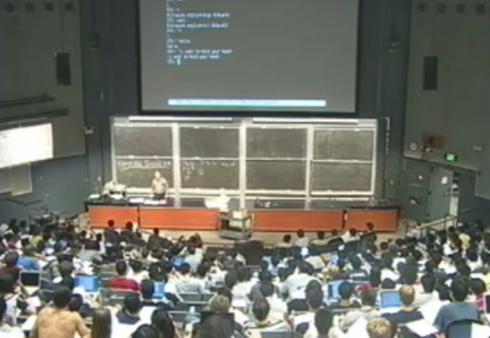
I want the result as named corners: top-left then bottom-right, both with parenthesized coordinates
top-left (311, 163), bottom-right (372, 191)
top-left (116, 159), bottom-right (173, 188)
top-left (181, 160), bottom-right (239, 189)
top-left (314, 130), bottom-right (374, 160)
top-left (247, 128), bottom-right (307, 158)
top-left (114, 126), bottom-right (172, 157)
top-left (180, 128), bottom-right (239, 158)
top-left (247, 160), bottom-right (306, 190)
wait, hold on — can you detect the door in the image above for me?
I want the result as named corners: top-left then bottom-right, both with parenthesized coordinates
top-left (427, 167), bottom-right (453, 221)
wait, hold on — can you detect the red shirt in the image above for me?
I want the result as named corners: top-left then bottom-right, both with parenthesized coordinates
top-left (108, 277), bottom-right (140, 291)
top-left (476, 295), bottom-right (485, 312)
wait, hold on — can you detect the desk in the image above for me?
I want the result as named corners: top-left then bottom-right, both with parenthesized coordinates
top-left (87, 201), bottom-right (399, 232)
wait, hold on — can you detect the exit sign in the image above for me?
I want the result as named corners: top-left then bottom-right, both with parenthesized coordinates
top-left (444, 153), bottom-right (458, 162)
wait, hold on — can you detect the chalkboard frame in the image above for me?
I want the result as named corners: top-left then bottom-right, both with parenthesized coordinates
top-left (110, 117), bottom-right (378, 199)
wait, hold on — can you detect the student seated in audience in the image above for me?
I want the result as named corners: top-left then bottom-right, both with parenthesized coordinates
top-left (292, 287), bottom-right (324, 333)
top-left (174, 262), bottom-right (205, 295)
top-left (295, 229), bottom-right (310, 248)
top-left (413, 273), bottom-right (437, 308)
top-left (31, 286), bottom-right (90, 338)
top-left (342, 229), bottom-right (360, 243)
top-left (277, 235), bottom-right (294, 248)
top-left (246, 298), bottom-right (291, 333)
top-left (382, 285), bottom-right (423, 327)
top-left (434, 277), bottom-right (480, 332)
top-left (340, 255), bottom-right (368, 280)
top-left (366, 318), bottom-right (392, 338)
top-left (253, 270), bottom-right (281, 300)
top-left (0, 252), bottom-right (20, 282)
top-left (77, 240), bottom-right (102, 263)
top-left (283, 261), bottom-right (317, 299)
top-left (185, 246), bottom-right (203, 272)
top-left (91, 308), bottom-right (112, 338)
top-left (140, 280), bottom-right (172, 310)
top-left (311, 231), bottom-right (329, 246)
top-left (259, 282), bottom-right (287, 319)
top-left (305, 308), bottom-right (344, 338)
top-left (151, 308), bottom-right (176, 338)
top-left (109, 260), bottom-right (140, 291)
top-left (288, 279), bottom-right (324, 313)
top-left (131, 324), bottom-right (160, 338)
top-left (342, 288), bottom-right (379, 332)
top-left (0, 298), bottom-right (24, 338)
top-left (328, 281), bottom-right (361, 310)
top-left (231, 266), bottom-right (254, 302)
top-left (127, 260), bottom-right (149, 283)
top-left (470, 278), bottom-right (486, 312)
top-left (18, 245), bottom-right (40, 271)
top-left (115, 293), bottom-right (143, 327)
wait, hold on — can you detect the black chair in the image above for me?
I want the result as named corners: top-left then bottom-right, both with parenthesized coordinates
top-left (445, 319), bottom-right (482, 338)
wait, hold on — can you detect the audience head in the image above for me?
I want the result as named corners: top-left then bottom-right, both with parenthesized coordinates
top-left (151, 309), bottom-right (175, 338)
top-left (68, 294), bottom-right (84, 312)
top-left (350, 256), bottom-right (362, 270)
top-left (421, 274), bottom-right (436, 293)
top-left (153, 228), bottom-right (159, 236)
top-left (283, 234), bottom-right (292, 243)
top-left (401, 264), bottom-right (418, 285)
top-left (306, 288), bottom-right (324, 310)
top-left (399, 285), bottom-right (415, 307)
top-left (451, 277), bottom-right (470, 302)
top-left (178, 262), bottom-right (191, 275)
top-left (53, 286), bottom-right (72, 309)
top-left (108, 220), bottom-right (115, 229)
top-left (367, 223), bottom-right (374, 231)
top-left (259, 282), bottom-right (275, 298)
top-left (124, 293), bottom-right (142, 315)
top-left (217, 287), bottom-right (233, 304)
top-left (366, 318), bottom-right (392, 338)
top-left (315, 308), bottom-right (334, 337)
top-left (4, 251), bottom-right (18, 268)
top-left (381, 278), bottom-right (396, 290)
top-left (92, 308), bottom-right (112, 338)
top-left (210, 295), bottom-right (231, 313)
top-left (199, 314), bottom-right (234, 338)
top-left (140, 280), bottom-right (155, 300)
top-left (297, 229), bottom-right (305, 238)
top-left (349, 228), bottom-right (357, 237)
top-left (131, 324), bottom-right (160, 338)
top-left (361, 288), bottom-right (377, 307)
top-left (339, 281), bottom-right (354, 300)
top-left (115, 260), bottom-right (128, 276)
top-left (224, 272), bottom-right (237, 289)
top-left (252, 298), bottom-right (270, 321)
top-left (317, 231), bottom-right (325, 240)
top-left (470, 278), bottom-right (486, 297)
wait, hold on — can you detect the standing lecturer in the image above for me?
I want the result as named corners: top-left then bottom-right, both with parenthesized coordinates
top-left (151, 171), bottom-right (168, 200)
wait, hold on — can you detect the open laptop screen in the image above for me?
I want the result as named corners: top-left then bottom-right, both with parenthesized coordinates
top-left (20, 271), bottom-right (41, 287)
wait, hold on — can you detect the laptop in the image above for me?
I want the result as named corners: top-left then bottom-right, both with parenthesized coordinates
top-left (20, 271), bottom-right (41, 295)
top-left (153, 282), bottom-right (165, 299)
top-left (75, 275), bottom-right (100, 294)
top-left (328, 280), bottom-right (344, 299)
top-left (380, 290), bottom-right (401, 309)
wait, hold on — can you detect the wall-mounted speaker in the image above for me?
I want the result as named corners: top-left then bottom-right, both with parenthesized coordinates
top-left (423, 56), bottom-right (438, 91)
top-left (55, 52), bottom-right (71, 86)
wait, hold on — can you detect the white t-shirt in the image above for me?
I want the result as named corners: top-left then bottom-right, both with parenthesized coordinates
top-left (0, 326), bottom-right (24, 338)
top-left (295, 237), bottom-right (310, 248)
